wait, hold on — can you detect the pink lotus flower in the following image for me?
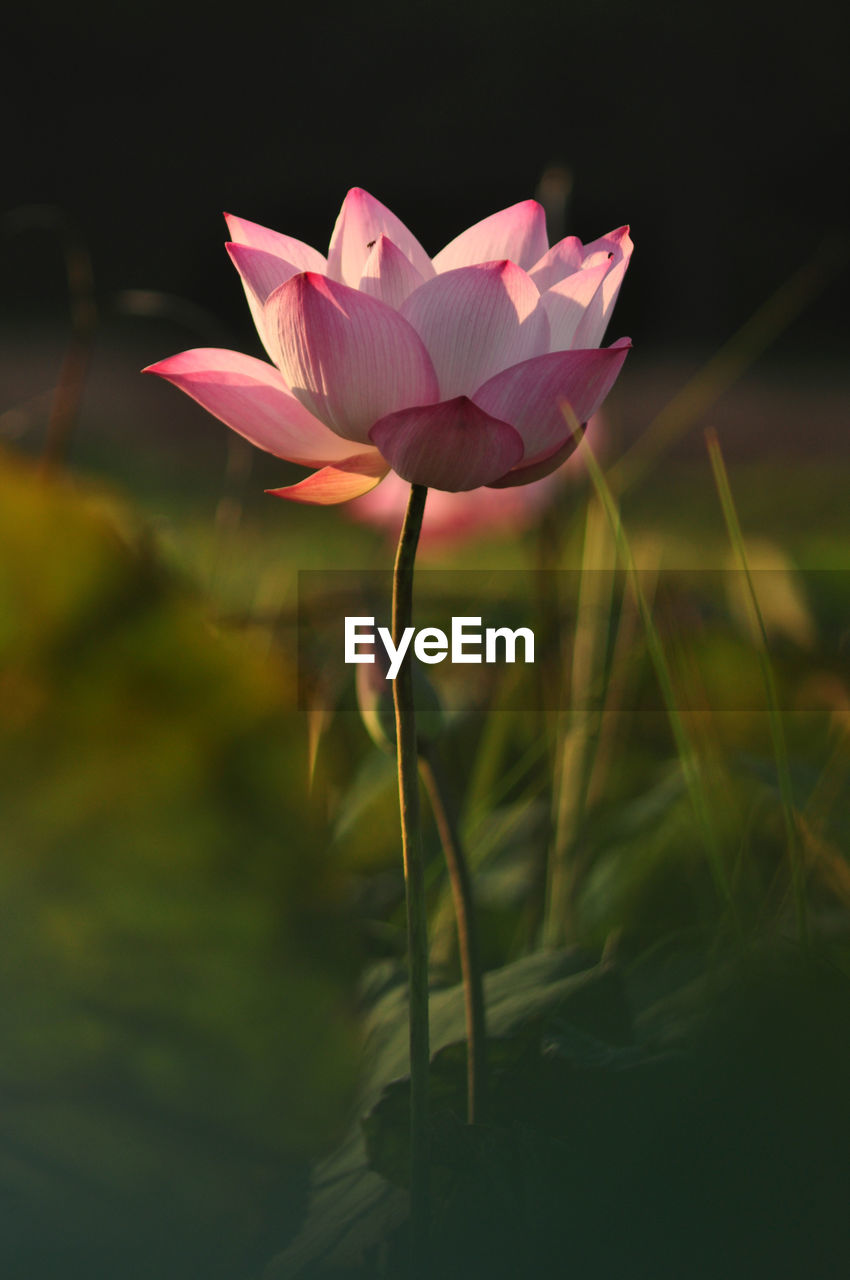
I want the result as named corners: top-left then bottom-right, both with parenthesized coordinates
top-left (145, 190), bottom-right (632, 504)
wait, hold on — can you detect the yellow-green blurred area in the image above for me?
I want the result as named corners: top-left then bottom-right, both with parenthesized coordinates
top-left (0, 449), bottom-right (362, 1277)
top-left (2, 284), bottom-right (850, 1278)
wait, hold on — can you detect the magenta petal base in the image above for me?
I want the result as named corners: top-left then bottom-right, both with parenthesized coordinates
top-left (370, 397), bottom-right (523, 491)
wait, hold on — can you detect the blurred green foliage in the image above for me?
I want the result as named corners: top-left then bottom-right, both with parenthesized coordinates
top-left (272, 939), bottom-right (850, 1279)
top-left (0, 449), bottom-right (360, 1278)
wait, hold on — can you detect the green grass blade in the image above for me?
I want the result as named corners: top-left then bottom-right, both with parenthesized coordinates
top-left (544, 496), bottom-right (617, 947)
top-left (572, 416), bottom-right (734, 911)
top-left (705, 428), bottom-right (809, 945)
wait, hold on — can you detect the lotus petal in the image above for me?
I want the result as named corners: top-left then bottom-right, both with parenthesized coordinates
top-left (266, 272), bottom-right (439, 445)
top-left (226, 242), bottom-right (304, 358)
top-left (266, 451), bottom-right (389, 504)
top-left (327, 188), bottom-right (434, 288)
top-left (580, 224), bottom-right (633, 263)
top-left (224, 213), bottom-right (327, 271)
top-left (572, 227), bottom-right (633, 348)
top-left (358, 234), bottom-right (426, 309)
top-left (473, 339), bottom-right (631, 465)
top-left (143, 348), bottom-right (356, 465)
top-left (400, 260), bottom-right (549, 400)
top-left (488, 434), bottom-right (584, 488)
top-left (370, 396), bottom-right (523, 490)
top-left (529, 236), bottom-right (584, 291)
top-left (433, 200), bottom-right (548, 273)
top-left (541, 259), bottom-right (613, 353)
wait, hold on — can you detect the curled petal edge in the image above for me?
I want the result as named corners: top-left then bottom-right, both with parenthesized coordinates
top-left (488, 428), bottom-right (585, 489)
top-left (266, 451), bottom-right (390, 505)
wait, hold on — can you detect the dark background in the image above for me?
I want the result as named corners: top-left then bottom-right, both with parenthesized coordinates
top-left (3, 0), bottom-right (848, 358)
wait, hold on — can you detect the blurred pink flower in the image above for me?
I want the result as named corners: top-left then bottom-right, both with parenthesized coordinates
top-left (145, 190), bottom-right (631, 504)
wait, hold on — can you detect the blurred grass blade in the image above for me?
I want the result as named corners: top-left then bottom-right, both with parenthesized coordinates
top-left (466, 710), bottom-right (549, 829)
top-left (544, 496), bottom-right (616, 947)
top-left (307, 703), bottom-right (333, 791)
top-left (705, 428), bottom-right (809, 944)
top-left (3, 205), bottom-right (97, 474)
top-left (571, 412), bottom-right (733, 911)
top-left (585, 555), bottom-right (649, 810)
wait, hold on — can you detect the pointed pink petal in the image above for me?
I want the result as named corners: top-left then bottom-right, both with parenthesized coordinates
top-left (358, 234), bottom-right (426, 309)
top-left (541, 259), bottom-right (613, 352)
top-left (472, 339), bottom-right (631, 465)
top-left (578, 248), bottom-right (614, 271)
top-left (488, 434), bottom-right (583, 488)
top-left (432, 200), bottom-right (548, 273)
top-left (370, 396), bottom-right (523, 491)
top-left (143, 348), bottom-right (357, 466)
top-left (224, 213), bottom-right (327, 272)
top-left (226, 242), bottom-right (305, 359)
top-left (266, 451), bottom-right (390, 505)
top-left (580, 224), bottom-right (633, 264)
top-left (573, 227), bottom-right (634, 348)
top-left (326, 188), bottom-right (434, 288)
top-left (265, 272), bottom-right (439, 445)
top-left (400, 260), bottom-right (549, 400)
top-left (529, 236), bottom-right (584, 291)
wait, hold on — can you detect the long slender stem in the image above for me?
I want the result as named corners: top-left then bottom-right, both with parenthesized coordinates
top-left (419, 750), bottom-right (487, 1124)
top-left (392, 482), bottom-right (430, 1277)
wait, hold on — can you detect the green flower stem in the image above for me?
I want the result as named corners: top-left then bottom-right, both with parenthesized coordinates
top-left (419, 748), bottom-right (487, 1124)
top-left (392, 482), bottom-right (431, 1275)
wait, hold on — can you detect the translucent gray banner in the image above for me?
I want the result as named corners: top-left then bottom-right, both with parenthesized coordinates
top-left (297, 569), bottom-right (850, 714)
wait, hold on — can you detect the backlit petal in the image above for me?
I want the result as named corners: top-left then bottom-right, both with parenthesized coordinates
top-left (358, 234), bottom-right (426, 309)
top-left (370, 396), bottom-right (523, 491)
top-left (433, 200), bottom-right (548, 273)
top-left (529, 236), bottom-right (584, 291)
top-left (572, 226), bottom-right (633, 348)
top-left (267, 451), bottom-right (390, 505)
top-left (226, 242), bottom-right (304, 359)
top-left (580, 224), bottom-right (633, 264)
top-left (265, 272), bottom-right (439, 445)
top-left (541, 259), bottom-right (612, 352)
top-left (400, 260), bottom-right (549, 400)
top-left (473, 340), bottom-right (631, 464)
top-left (327, 188), bottom-right (434, 288)
top-left (224, 213), bottom-right (327, 272)
top-left (143, 347), bottom-right (355, 465)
